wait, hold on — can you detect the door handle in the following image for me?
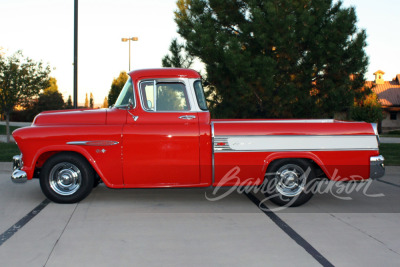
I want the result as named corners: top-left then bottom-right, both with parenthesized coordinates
top-left (179, 115), bottom-right (196, 120)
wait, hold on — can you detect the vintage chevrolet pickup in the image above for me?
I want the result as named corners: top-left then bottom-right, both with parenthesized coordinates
top-left (11, 68), bottom-right (385, 206)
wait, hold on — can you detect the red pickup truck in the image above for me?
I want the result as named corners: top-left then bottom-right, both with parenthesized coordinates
top-left (11, 68), bottom-right (385, 206)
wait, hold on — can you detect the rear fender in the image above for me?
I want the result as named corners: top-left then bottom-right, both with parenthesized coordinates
top-left (262, 152), bottom-right (331, 179)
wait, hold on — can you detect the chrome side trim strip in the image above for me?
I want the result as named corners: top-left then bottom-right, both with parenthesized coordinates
top-left (215, 134), bottom-right (377, 138)
top-left (213, 135), bottom-right (378, 152)
top-left (67, 141), bottom-right (88, 145)
top-left (67, 141), bottom-right (119, 146)
top-left (214, 148), bottom-right (379, 153)
top-left (211, 122), bottom-right (215, 186)
top-left (212, 119), bottom-right (336, 124)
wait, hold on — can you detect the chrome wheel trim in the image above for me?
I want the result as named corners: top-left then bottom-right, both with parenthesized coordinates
top-left (49, 162), bottom-right (82, 196)
top-left (275, 164), bottom-right (307, 197)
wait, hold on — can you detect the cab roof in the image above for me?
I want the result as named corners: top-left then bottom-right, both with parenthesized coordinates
top-left (129, 68), bottom-right (201, 80)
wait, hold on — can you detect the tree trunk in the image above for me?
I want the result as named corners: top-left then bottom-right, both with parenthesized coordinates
top-left (5, 111), bottom-right (10, 143)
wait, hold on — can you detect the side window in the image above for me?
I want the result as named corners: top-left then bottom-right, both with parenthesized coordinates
top-left (140, 81), bottom-right (190, 112)
top-left (140, 81), bottom-right (155, 110)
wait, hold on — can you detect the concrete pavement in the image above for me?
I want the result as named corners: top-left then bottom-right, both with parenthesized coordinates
top-left (1, 166), bottom-right (400, 266)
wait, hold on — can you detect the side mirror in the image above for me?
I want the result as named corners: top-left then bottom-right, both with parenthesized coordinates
top-left (128, 98), bottom-right (134, 109)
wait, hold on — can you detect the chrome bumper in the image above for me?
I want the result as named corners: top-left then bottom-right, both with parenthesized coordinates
top-left (11, 155), bottom-right (27, 183)
top-left (370, 155), bottom-right (385, 179)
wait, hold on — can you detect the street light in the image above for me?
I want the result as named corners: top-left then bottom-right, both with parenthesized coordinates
top-left (121, 37), bottom-right (138, 71)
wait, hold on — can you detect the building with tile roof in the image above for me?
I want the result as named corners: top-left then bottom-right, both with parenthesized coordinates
top-left (366, 71), bottom-right (400, 132)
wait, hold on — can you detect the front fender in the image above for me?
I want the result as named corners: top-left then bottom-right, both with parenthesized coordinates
top-left (24, 145), bottom-right (124, 188)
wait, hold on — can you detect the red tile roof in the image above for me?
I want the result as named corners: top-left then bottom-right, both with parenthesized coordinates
top-left (366, 76), bottom-right (400, 106)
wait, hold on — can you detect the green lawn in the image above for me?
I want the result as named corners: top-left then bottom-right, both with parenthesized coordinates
top-left (0, 143), bottom-right (20, 162)
top-left (379, 143), bottom-right (400, 166)
top-left (0, 125), bottom-right (21, 135)
top-left (381, 130), bottom-right (400, 138)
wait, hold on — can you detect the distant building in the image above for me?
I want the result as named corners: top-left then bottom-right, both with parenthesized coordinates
top-left (366, 70), bottom-right (400, 132)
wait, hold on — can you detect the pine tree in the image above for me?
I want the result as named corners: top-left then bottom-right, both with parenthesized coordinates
top-left (174, 0), bottom-right (369, 119)
top-left (84, 93), bottom-right (89, 108)
top-left (102, 97), bottom-right (108, 108)
top-left (66, 95), bottom-right (73, 109)
top-left (90, 92), bottom-right (94, 108)
top-left (162, 38), bottom-right (193, 68)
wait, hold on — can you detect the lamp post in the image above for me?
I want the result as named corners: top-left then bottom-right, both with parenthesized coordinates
top-left (73, 0), bottom-right (78, 109)
top-left (121, 37), bottom-right (138, 71)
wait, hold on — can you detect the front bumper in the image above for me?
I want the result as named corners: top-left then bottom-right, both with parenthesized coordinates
top-left (11, 155), bottom-right (27, 183)
top-left (370, 155), bottom-right (385, 179)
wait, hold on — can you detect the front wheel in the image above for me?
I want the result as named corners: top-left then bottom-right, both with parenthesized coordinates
top-left (40, 152), bottom-right (94, 203)
top-left (264, 159), bottom-right (318, 207)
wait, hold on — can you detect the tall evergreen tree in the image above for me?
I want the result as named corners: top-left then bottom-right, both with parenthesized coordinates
top-left (66, 95), bottom-right (73, 109)
top-left (90, 92), bottom-right (94, 108)
top-left (102, 97), bottom-right (108, 108)
top-left (162, 38), bottom-right (194, 68)
top-left (174, 0), bottom-right (369, 118)
top-left (84, 93), bottom-right (89, 108)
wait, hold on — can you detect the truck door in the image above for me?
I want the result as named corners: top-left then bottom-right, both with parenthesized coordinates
top-left (122, 80), bottom-right (200, 186)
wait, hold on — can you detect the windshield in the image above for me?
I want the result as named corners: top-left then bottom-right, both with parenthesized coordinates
top-left (114, 77), bottom-right (134, 108)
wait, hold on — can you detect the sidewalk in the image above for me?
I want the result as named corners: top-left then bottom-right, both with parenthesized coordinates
top-left (0, 135), bottom-right (15, 143)
top-left (0, 121), bottom-right (30, 143)
top-left (0, 121), bottom-right (31, 127)
top-left (380, 137), bottom-right (400, 144)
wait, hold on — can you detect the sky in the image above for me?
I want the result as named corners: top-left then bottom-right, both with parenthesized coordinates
top-left (1, 0), bottom-right (399, 105)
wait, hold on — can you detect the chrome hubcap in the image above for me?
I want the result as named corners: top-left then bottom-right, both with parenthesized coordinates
top-left (275, 164), bottom-right (307, 197)
top-left (49, 162), bottom-right (82, 196)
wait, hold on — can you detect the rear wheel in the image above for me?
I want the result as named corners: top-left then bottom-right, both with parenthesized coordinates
top-left (264, 159), bottom-right (318, 207)
top-left (40, 152), bottom-right (94, 203)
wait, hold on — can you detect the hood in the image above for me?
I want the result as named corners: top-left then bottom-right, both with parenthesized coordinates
top-left (33, 109), bottom-right (107, 126)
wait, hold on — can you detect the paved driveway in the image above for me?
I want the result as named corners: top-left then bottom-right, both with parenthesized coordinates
top-left (1, 166), bottom-right (400, 266)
